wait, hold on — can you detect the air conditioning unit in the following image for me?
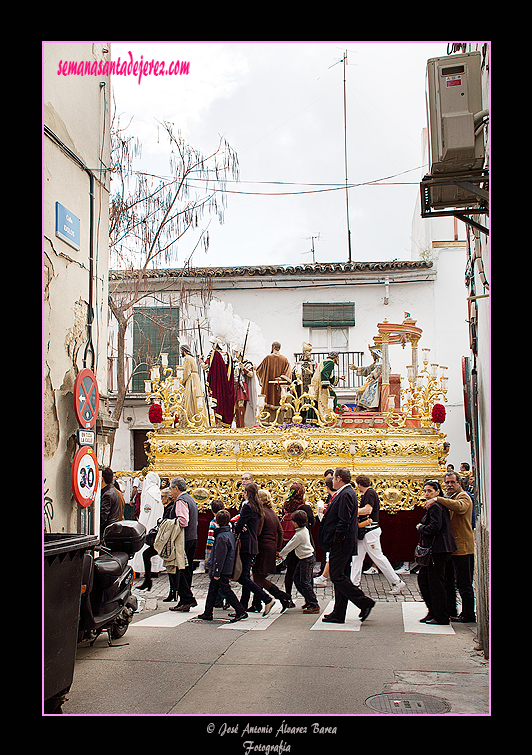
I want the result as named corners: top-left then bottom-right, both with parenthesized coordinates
top-left (426, 51), bottom-right (484, 176)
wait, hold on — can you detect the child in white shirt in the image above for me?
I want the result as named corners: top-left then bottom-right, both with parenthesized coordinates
top-left (279, 509), bottom-right (320, 613)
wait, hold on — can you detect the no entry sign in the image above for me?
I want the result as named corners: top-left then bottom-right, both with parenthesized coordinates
top-left (71, 445), bottom-right (99, 507)
top-left (74, 368), bottom-right (99, 429)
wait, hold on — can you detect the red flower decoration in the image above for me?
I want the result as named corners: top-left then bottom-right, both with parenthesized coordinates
top-left (148, 403), bottom-right (163, 423)
top-left (432, 403), bottom-right (446, 424)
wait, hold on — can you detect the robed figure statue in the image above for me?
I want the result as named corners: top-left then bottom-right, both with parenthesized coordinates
top-left (201, 343), bottom-right (235, 427)
top-left (256, 341), bottom-right (292, 423)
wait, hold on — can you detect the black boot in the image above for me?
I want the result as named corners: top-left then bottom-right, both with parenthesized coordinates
top-left (162, 591), bottom-right (177, 602)
top-left (137, 577), bottom-right (152, 591)
top-left (269, 584), bottom-right (292, 612)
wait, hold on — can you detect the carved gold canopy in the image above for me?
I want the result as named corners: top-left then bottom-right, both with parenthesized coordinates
top-left (121, 424), bottom-right (448, 514)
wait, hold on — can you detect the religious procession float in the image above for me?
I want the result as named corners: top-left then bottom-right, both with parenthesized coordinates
top-left (131, 306), bottom-right (450, 562)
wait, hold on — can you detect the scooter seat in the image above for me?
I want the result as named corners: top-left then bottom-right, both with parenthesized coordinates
top-left (94, 552), bottom-right (130, 579)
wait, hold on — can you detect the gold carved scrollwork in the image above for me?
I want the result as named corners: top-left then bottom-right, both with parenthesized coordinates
top-left (115, 423), bottom-right (448, 515)
top-left (114, 469), bottom-right (432, 515)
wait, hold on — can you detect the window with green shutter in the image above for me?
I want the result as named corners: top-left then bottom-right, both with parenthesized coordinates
top-left (132, 306), bottom-right (179, 392)
top-left (302, 302), bottom-right (355, 328)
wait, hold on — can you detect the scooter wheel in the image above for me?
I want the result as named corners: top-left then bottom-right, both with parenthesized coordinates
top-left (110, 621), bottom-right (128, 639)
top-left (109, 605), bottom-right (134, 639)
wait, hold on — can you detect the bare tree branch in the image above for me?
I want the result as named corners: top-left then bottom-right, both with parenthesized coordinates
top-left (107, 110), bottom-right (239, 458)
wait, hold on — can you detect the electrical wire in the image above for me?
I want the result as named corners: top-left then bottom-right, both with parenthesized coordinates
top-left (123, 164), bottom-right (427, 197)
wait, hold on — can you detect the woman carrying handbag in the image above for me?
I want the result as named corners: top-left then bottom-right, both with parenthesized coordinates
top-left (232, 483), bottom-right (276, 616)
top-left (415, 480), bottom-right (457, 625)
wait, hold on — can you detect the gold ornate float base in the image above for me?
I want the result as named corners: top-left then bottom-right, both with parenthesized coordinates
top-left (143, 424), bottom-right (448, 514)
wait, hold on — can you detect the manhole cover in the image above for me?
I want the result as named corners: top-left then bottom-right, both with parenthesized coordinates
top-left (365, 693), bottom-right (450, 715)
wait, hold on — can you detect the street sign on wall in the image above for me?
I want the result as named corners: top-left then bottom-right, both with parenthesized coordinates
top-left (73, 368), bottom-right (99, 429)
top-left (55, 201), bottom-right (80, 250)
top-left (71, 445), bottom-right (99, 507)
top-left (76, 429), bottom-right (96, 447)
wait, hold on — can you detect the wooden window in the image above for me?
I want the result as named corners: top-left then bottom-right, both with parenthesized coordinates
top-left (132, 306), bottom-right (179, 392)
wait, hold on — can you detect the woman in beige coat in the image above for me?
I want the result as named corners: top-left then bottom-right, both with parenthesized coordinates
top-left (154, 517), bottom-right (187, 588)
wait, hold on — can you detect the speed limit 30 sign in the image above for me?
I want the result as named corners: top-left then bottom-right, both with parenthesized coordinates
top-left (71, 445), bottom-right (99, 507)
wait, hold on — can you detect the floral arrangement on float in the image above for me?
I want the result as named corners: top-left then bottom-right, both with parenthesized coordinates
top-left (148, 403), bottom-right (163, 426)
top-left (431, 403), bottom-right (446, 426)
top-left (277, 422), bottom-right (315, 430)
top-left (334, 404), bottom-right (349, 415)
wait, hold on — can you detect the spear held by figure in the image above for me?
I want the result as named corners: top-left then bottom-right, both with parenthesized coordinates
top-left (196, 320), bottom-right (211, 426)
top-left (235, 320), bottom-right (251, 392)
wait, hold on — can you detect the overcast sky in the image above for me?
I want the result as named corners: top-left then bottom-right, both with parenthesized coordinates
top-left (110, 41), bottom-right (449, 269)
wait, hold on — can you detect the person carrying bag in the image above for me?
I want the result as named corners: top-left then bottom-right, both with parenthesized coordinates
top-left (415, 480), bottom-right (457, 625)
top-left (232, 535), bottom-right (242, 581)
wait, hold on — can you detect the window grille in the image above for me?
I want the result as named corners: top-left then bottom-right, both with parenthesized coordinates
top-left (302, 302), bottom-right (355, 328)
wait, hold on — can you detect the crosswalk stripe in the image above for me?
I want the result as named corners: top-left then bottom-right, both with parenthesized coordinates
top-left (309, 599), bottom-right (362, 631)
top-left (218, 602), bottom-right (285, 630)
top-left (132, 599), bottom-right (287, 631)
top-left (132, 600), bottom-right (207, 627)
top-left (401, 602), bottom-right (455, 634)
top-left (131, 599), bottom-right (456, 636)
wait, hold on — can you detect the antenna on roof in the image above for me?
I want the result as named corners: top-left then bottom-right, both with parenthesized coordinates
top-left (329, 50), bottom-right (355, 264)
top-left (302, 233), bottom-right (320, 263)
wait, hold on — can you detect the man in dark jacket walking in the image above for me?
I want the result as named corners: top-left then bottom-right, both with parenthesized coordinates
top-left (198, 510), bottom-right (248, 623)
top-left (99, 467), bottom-right (122, 539)
top-left (318, 467), bottom-right (375, 624)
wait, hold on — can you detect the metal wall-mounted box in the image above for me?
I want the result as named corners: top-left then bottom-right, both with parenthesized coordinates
top-left (426, 52), bottom-right (484, 176)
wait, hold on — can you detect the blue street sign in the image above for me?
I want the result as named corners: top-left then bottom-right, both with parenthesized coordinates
top-left (55, 201), bottom-right (80, 250)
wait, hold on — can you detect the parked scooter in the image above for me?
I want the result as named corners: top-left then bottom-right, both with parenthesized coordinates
top-left (78, 520), bottom-right (146, 646)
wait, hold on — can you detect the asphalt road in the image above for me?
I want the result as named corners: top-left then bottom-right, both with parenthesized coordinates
top-left (62, 569), bottom-right (489, 727)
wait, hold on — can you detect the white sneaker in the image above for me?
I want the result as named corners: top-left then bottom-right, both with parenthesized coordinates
top-left (314, 575), bottom-right (328, 586)
top-left (389, 580), bottom-right (406, 594)
top-left (365, 567), bottom-right (378, 574)
top-left (396, 562), bottom-right (410, 574)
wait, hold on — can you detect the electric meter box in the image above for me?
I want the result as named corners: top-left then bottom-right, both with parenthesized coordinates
top-left (426, 52), bottom-right (484, 175)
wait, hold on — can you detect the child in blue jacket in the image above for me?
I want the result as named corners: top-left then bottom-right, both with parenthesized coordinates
top-left (198, 509), bottom-right (248, 623)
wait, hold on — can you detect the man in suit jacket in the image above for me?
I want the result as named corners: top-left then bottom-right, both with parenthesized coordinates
top-left (318, 467), bottom-right (375, 623)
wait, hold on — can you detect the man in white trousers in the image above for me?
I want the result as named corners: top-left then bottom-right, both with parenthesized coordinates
top-left (350, 475), bottom-right (406, 595)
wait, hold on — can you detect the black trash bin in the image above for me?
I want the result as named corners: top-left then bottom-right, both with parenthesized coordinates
top-left (43, 533), bottom-right (99, 713)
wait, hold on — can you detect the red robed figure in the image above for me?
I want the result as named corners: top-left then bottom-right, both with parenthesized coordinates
top-left (207, 349), bottom-right (235, 427)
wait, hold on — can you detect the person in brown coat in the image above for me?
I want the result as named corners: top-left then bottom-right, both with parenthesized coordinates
top-left (424, 471), bottom-right (476, 622)
top-left (251, 489), bottom-right (292, 612)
